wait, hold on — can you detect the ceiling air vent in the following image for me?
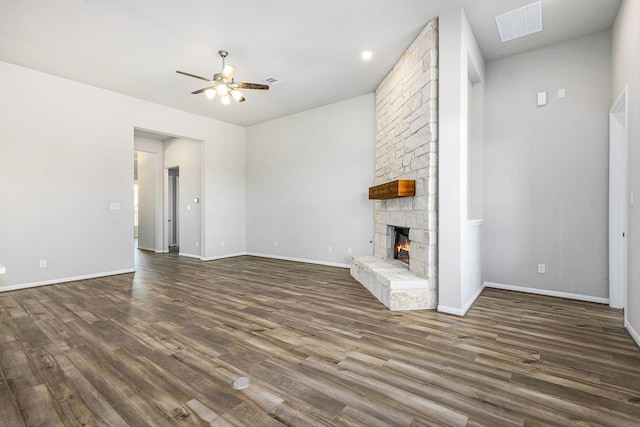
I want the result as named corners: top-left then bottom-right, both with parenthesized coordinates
top-left (495, 1), bottom-right (542, 43)
top-left (263, 77), bottom-right (281, 85)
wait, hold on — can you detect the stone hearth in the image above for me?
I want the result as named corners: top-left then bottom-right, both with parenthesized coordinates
top-left (350, 256), bottom-right (431, 310)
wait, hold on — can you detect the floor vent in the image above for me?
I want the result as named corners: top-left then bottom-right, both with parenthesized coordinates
top-left (231, 376), bottom-right (251, 390)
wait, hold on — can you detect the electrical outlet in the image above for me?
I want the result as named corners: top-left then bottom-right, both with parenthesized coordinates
top-left (220, 241), bottom-right (225, 247)
top-left (274, 241), bottom-right (278, 248)
top-left (328, 245), bottom-right (333, 253)
top-left (39, 259), bottom-right (47, 268)
top-left (195, 241), bottom-right (199, 247)
top-left (538, 264), bottom-right (546, 274)
top-left (347, 248), bottom-right (352, 254)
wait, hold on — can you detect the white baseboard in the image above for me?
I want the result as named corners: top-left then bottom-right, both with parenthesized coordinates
top-left (155, 249), bottom-right (169, 254)
top-left (437, 285), bottom-right (485, 317)
top-left (201, 253), bottom-right (248, 262)
top-left (0, 269), bottom-right (135, 293)
top-left (246, 253), bottom-right (350, 269)
top-left (437, 305), bottom-right (465, 316)
top-left (463, 285), bottom-right (485, 314)
top-left (137, 245), bottom-right (155, 252)
top-left (178, 252), bottom-right (202, 260)
top-left (484, 282), bottom-right (610, 304)
top-left (626, 320), bottom-right (640, 349)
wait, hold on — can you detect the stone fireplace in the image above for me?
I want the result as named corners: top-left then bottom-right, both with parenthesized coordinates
top-left (350, 18), bottom-right (438, 310)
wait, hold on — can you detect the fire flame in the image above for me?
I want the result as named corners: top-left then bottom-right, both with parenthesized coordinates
top-left (395, 240), bottom-right (410, 252)
top-left (395, 239), bottom-right (411, 264)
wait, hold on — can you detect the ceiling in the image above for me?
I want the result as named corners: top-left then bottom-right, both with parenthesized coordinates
top-left (0, 0), bottom-right (621, 127)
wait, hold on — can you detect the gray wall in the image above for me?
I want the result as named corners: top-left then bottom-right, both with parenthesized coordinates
top-left (612, 0), bottom-right (640, 342)
top-left (246, 94), bottom-right (375, 266)
top-left (483, 31), bottom-right (611, 299)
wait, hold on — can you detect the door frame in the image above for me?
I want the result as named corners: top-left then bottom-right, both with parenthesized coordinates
top-left (609, 85), bottom-right (628, 317)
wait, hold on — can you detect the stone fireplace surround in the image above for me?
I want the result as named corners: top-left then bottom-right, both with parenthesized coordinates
top-left (350, 19), bottom-right (438, 311)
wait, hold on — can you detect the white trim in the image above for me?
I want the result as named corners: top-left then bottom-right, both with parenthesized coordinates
top-left (484, 282), bottom-right (610, 304)
top-left (0, 269), bottom-right (135, 293)
top-left (626, 320), bottom-right (640, 349)
top-left (201, 253), bottom-right (248, 262)
top-left (438, 284), bottom-right (485, 317)
top-left (437, 305), bottom-right (465, 316)
top-left (178, 252), bottom-right (201, 260)
top-left (137, 245), bottom-right (155, 252)
top-left (466, 219), bottom-right (484, 226)
top-left (0, 264), bottom-right (5, 275)
top-left (463, 284), bottom-right (485, 314)
top-left (155, 249), bottom-right (169, 254)
top-left (246, 253), bottom-right (350, 269)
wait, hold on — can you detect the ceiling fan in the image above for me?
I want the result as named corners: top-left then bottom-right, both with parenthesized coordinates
top-left (176, 50), bottom-right (269, 104)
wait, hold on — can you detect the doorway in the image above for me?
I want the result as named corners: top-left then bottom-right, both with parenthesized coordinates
top-left (168, 167), bottom-right (179, 249)
top-left (609, 86), bottom-right (628, 316)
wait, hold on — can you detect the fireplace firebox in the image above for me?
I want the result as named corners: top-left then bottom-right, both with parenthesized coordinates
top-left (393, 227), bottom-right (410, 264)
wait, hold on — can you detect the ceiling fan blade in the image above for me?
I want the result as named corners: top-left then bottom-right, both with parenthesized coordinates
top-left (235, 82), bottom-right (269, 90)
top-left (176, 71), bottom-right (212, 82)
top-left (191, 87), bottom-right (214, 95)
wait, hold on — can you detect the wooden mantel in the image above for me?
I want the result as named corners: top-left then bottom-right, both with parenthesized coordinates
top-left (368, 180), bottom-right (415, 200)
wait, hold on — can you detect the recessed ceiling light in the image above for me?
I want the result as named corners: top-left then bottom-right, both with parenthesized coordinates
top-left (496, 1), bottom-right (542, 43)
top-left (361, 51), bottom-right (373, 61)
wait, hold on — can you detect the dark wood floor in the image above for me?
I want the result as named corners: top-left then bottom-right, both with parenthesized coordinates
top-left (1, 250), bottom-right (639, 426)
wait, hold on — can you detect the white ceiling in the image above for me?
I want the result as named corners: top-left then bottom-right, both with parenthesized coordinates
top-left (0, 0), bottom-right (621, 127)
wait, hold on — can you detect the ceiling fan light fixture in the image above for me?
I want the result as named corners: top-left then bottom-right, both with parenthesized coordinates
top-left (178, 49), bottom-right (269, 104)
top-left (222, 64), bottom-right (236, 80)
top-left (205, 88), bottom-right (216, 100)
top-left (231, 89), bottom-right (243, 101)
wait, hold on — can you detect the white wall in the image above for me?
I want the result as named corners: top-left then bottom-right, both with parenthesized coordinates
top-left (0, 61), bottom-right (245, 290)
top-left (438, 8), bottom-right (486, 315)
top-left (467, 72), bottom-right (484, 220)
top-left (201, 125), bottom-right (246, 260)
top-left (612, 0), bottom-right (640, 344)
top-left (483, 31), bottom-right (611, 301)
top-left (246, 94), bottom-right (375, 267)
top-left (136, 150), bottom-right (157, 251)
top-left (164, 138), bottom-right (201, 258)
top-left (134, 137), bottom-right (163, 252)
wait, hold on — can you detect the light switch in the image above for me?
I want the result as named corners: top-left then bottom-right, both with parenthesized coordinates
top-left (110, 202), bottom-right (121, 210)
top-left (537, 91), bottom-right (547, 107)
top-left (558, 88), bottom-right (566, 98)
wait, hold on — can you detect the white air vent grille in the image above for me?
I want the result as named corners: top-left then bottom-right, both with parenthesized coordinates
top-left (496, 1), bottom-right (542, 42)
top-left (263, 77), bottom-right (281, 85)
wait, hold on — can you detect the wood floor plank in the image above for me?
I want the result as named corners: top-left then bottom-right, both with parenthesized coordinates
top-left (0, 250), bottom-right (639, 426)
